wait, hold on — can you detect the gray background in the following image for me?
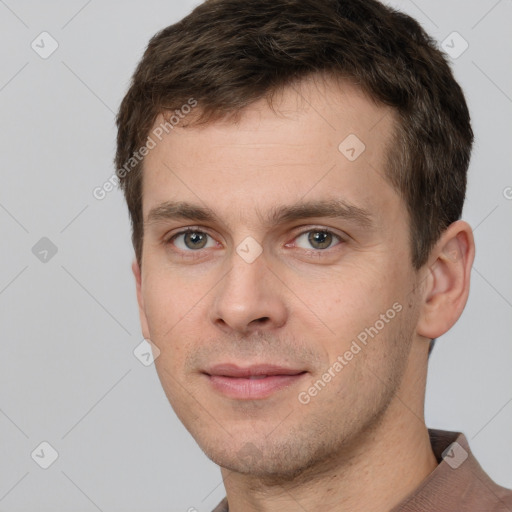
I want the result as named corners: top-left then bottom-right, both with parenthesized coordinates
top-left (0, 0), bottom-right (511, 510)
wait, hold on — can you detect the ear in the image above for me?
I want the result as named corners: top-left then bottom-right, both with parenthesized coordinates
top-left (416, 220), bottom-right (475, 339)
top-left (132, 259), bottom-right (151, 340)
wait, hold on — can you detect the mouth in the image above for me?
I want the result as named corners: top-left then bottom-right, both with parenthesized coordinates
top-left (202, 363), bottom-right (308, 400)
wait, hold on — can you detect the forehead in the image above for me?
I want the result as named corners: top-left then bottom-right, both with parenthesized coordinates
top-left (141, 76), bottom-right (401, 231)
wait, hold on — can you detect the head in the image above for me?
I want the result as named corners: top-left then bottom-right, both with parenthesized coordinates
top-left (116, 0), bottom-right (474, 480)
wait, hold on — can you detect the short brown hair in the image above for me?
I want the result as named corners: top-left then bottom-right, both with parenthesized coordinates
top-left (115, 0), bottom-right (473, 271)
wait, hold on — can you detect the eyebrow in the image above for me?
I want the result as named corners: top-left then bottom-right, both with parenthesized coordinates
top-left (145, 198), bottom-right (374, 229)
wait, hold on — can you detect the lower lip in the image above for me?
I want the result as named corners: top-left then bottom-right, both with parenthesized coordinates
top-left (207, 373), bottom-right (306, 400)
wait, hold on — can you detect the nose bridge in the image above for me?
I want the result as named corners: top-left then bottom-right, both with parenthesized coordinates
top-left (210, 243), bottom-right (287, 333)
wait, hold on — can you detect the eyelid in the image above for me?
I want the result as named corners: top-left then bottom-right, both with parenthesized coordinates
top-left (164, 225), bottom-right (347, 255)
top-left (165, 225), bottom-right (212, 238)
top-left (287, 226), bottom-right (346, 249)
top-left (166, 227), bottom-right (216, 245)
top-left (165, 225), bottom-right (345, 240)
top-left (164, 228), bottom-right (218, 260)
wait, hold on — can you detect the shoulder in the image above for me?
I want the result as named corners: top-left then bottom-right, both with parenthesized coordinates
top-left (487, 483), bottom-right (512, 511)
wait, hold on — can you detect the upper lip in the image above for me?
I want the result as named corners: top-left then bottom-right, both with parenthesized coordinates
top-left (204, 363), bottom-right (306, 378)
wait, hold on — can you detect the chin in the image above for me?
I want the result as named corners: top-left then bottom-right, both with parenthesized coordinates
top-left (199, 432), bottom-right (336, 483)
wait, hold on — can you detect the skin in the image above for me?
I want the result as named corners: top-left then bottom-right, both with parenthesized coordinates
top-left (132, 75), bottom-right (475, 512)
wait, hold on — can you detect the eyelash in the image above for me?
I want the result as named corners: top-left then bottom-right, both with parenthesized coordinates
top-left (164, 227), bottom-right (345, 259)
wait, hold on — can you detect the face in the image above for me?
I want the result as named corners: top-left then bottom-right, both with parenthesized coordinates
top-left (134, 76), bottom-right (424, 480)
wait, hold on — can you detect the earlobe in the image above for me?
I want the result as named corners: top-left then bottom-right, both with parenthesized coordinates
top-left (132, 259), bottom-right (151, 340)
top-left (416, 221), bottom-right (475, 340)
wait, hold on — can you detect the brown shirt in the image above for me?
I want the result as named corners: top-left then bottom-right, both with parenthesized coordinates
top-left (211, 429), bottom-right (512, 512)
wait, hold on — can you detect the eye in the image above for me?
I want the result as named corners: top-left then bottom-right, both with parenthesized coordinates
top-left (168, 229), bottom-right (217, 251)
top-left (292, 229), bottom-right (343, 251)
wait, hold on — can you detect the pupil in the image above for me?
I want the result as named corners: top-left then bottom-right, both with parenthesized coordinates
top-left (309, 231), bottom-right (331, 249)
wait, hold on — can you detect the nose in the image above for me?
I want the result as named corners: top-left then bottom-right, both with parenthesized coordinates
top-left (209, 246), bottom-right (288, 335)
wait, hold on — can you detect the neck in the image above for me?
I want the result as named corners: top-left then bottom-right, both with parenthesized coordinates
top-left (220, 368), bottom-right (438, 512)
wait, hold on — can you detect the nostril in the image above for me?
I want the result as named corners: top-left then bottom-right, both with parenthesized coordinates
top-left (252, 317), bottom-right (270, 325)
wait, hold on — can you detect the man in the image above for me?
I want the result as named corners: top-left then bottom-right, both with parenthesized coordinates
top-left (115, 0), bottom-right (512, 510)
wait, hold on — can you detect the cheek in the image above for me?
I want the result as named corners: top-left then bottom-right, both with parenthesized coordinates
top-left (141, 271), bottom-right (190, 347)
top-left (142, 270), bottom-right (210, 366)
top-left (316, 263), bottom-right (407, 348)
